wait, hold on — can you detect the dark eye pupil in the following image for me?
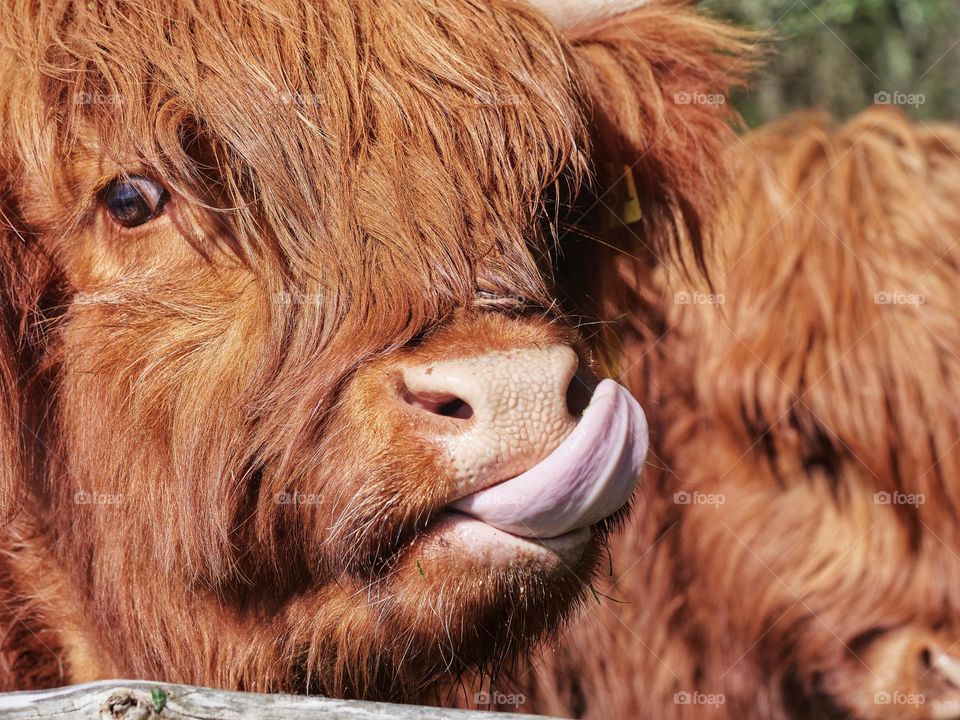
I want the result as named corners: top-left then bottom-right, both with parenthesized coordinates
top-left (104, 176), bottom-right (167, 227)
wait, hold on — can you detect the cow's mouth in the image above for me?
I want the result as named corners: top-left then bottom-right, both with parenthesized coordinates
top-left (453, 380), bottom-right (647, 534)
top-left (425, 380), bottom-right (649, 564)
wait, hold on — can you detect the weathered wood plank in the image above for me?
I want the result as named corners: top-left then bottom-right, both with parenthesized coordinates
top-left (0, 681), bottom-right (561, 719)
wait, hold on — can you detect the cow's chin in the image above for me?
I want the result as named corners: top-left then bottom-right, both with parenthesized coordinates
top-left (419, 512), bottom-right (594, 568)
top-left (352, 512), bottom-right (603, 678)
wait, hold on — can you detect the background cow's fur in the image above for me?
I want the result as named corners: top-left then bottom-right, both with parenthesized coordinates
top-left (0, 0), bottom-right (752, 700)
top-left (511, 108), bottom-right (960, 719)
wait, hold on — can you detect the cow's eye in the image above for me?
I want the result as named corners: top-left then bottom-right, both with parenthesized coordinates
top-left (103, 175), bottom-right (169, 227)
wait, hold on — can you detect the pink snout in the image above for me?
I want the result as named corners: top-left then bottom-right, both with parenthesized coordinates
top-left (399, 346), bottom-right (649, 540)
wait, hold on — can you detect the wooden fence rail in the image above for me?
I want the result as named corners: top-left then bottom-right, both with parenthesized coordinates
top-left (0, 680), bottom-right (563, 719)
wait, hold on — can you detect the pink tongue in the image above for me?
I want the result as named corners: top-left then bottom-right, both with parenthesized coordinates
top-left (452, 380), bottom-right (648, 539)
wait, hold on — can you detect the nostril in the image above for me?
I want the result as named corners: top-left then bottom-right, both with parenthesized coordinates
top-left (565, 363), bottom-right (596, 418)
top-left (398, 345), bottom-right (582, 426)
top-left (400, 386), bottom-right (474, 420)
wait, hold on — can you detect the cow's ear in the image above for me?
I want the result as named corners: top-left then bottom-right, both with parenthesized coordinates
top-left (560, 2), bottom-right (757, 273)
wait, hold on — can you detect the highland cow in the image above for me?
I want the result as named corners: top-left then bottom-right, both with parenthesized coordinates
top-left (514, 108), bottom-right (960, 719)
top-left (0, 0), bottom-right (751, 701)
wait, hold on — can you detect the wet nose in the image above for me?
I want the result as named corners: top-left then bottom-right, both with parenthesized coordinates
top-left (399, 345), bottom-right (586, 496)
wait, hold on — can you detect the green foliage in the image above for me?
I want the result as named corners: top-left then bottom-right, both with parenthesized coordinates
top-left (703, 0), bottom-right (960, 125)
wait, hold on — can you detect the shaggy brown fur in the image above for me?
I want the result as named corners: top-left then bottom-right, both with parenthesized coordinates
top-left (0, 0), bottom-right (752, 700)
top-left (509, 108), bottom-right (960, 719)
